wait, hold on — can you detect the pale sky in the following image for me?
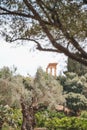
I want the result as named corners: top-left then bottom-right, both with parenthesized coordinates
top-left (0, 39), bottom-right (67, 77)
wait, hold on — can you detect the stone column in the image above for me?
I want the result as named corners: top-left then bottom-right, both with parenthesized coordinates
top-left (54, 66), bottom-right (56, 76)
top-left (50, 67), bottom-right (52, 75)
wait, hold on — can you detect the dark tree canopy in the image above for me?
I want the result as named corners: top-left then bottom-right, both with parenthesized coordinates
top-left (0, 0), bottom-right (87, 65)
top-left (68, 58), bottom-right (87, 75)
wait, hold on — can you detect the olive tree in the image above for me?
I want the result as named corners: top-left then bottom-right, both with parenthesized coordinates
top-left (34, 67), bottom-right (65, 109)
top-left (21, 67), bottom-right (65, 130)
top-left (0, 66), bottom-right (29, 129)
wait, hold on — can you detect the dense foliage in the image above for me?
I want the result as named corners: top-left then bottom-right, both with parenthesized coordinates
top-left (0, 105), bottom-right (22, 129)
top-left (0, 66), bottom-right (87, 129)
top-left (0, 0), bottom-right (87, 65)
top-left (34, 67), bottom-right (65, 109)
top-left (68, 58), bottom-right (87, 75)
top-left (58, 72), bottom-right (87, 115)
top-left (35, 110), bottom-right (87, 130)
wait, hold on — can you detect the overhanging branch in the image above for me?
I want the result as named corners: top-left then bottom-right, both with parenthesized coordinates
top-left (21, 1), bottom-right (87, 66)
top-left (0, 1), bottom-right (87, 66)
top-left (10, 37), bottom-right (61, 53)
top-left (0, 6), bottom-right (35, 19)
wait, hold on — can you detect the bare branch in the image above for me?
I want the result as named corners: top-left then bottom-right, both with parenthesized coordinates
top-left (0, 6), bottom-right (35, 19)
top-left (10, 37), bottom-right (61, 53)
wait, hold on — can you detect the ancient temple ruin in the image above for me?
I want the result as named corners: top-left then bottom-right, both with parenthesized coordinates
top-left (46, 63), bottom-right (58, 76)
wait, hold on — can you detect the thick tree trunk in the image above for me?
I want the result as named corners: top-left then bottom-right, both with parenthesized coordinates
top-left (21, 98), bottom-right (36, 130)
top-left (21, 116), bottom-right (27, 130)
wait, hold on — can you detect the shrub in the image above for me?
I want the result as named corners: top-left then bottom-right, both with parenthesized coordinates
top-left (7, 108), bottom-right (22, 128)
top-left (45, 117), bottom-right (87, 130)
top-left (80, 111), bottom-right (87, 119)
top-left (35, 110), bottom-right (65, 127)
top-left (35, 110), bottom-right (87, 130)
top-left (35, 111), bottom-right (48, 127)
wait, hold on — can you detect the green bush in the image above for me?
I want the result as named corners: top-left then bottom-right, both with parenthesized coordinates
top-left (35, 110), bottom-right (66, 127)
top-left (2, 123), bottom-right (16, 130)
top-left (47, 110), bottom-right (66, 119)
top-left (35, 111), bottom-right (48, 127)
top-left (35, 111), bottom-right (87, 130)
top-left (7, 108), bottom-right (22, 128)
top-left (45, 117), bottom-right (87, 130)
top-left (0, 105), bottom-right (22, 130)
top-left (80, 111), bottom-right (87, 119)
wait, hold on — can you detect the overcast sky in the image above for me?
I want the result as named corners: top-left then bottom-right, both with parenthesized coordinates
top-left (0, 39), bottom-right (67, 77)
